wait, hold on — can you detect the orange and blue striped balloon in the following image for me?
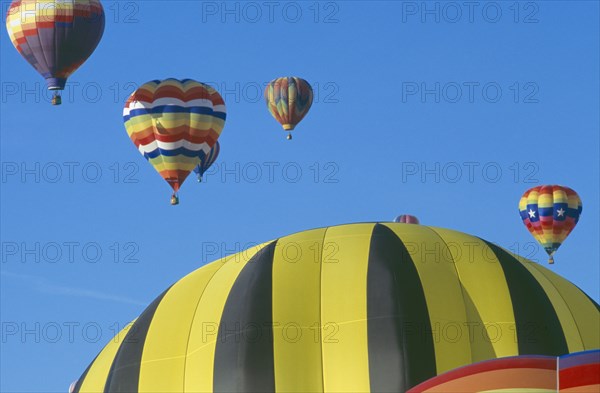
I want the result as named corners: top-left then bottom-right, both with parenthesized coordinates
top-left (123, 79), bottom-right (226, 204)
top-left (264, 77), bottom-right (313, 139)
top-left (519, 185), bottom-right (582, 264)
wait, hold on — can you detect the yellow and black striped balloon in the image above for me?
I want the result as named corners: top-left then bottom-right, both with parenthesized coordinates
top-left (73, 223), bottom-right (600, 393)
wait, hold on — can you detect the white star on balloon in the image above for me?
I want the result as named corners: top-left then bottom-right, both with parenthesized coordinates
top-left (528, 209), bottom-right (536, 218)
top-left (557, 208), bottom-right (565, 217)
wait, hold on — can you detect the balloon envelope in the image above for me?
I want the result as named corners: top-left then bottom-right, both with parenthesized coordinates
top-left (265, 77), bottom-right (313, 133)
top-left (123, 79), bottom-right (226, 196)
top-left (519, 185), bottom-right (582, 261)
top-left (71, 223), bottom-right (599, 393)
top-left (5, 0), bottom-right (105, 91)
top-left (407, 350), bottom-right (600, 393)
top-left (394, 215), bottom-right (420, 224)
top-left (193, 141), bottom-right (220, 181)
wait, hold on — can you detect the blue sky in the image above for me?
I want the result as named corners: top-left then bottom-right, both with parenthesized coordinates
top-left (1, 1), bottom-right (598, 392)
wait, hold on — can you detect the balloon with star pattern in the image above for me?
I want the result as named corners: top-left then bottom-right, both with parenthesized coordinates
top-left (519, 185), bottom-right (582, 264)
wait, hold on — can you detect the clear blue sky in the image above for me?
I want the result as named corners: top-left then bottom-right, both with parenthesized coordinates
top-left (1, 1), bottom-right (598, 392)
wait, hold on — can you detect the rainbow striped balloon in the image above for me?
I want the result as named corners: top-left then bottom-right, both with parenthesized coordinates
top-left (519, 185), bottom-right (582, 263)
top-left (5, 0), bottom-right (105, 98)
top-left (408, 350), bottom-right (600, 392)
top-left (193, 141), bottom-right (220, 182)
top-left (123, 79), bottom-right (226, 203)
top-left (265, 77), bottom-right (313, 139)
top-left (559, 350), bottom-right (600, 392)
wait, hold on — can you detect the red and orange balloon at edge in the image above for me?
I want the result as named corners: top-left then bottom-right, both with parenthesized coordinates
top-left (408, 349), bottom-right (599, 393)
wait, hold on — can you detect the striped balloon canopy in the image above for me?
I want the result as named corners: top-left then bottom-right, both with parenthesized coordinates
top-left (5, 0), bottom-right (105, 105)
top-left (519, 185), bottom-right (582, 264)
top-left (71, 223), bottom-right (599, 393)
top-left (408, 350), bottom-right (600, 393)
top-left (123, 79), bottom-right (226, 205)
top-left (193, 141), bottom-right (220, 182)
top-left (265, 77), bottom-right (313, 139)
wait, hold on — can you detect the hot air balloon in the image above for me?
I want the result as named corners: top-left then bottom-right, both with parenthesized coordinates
top-left (123, 79), bottom-right (226, 205)
top-left (265, 77), bottom-right (313, 140)
top-left (394, 214), bottom-right (420, 224)
top-left (519, 185), bottom-right (582, 264)
top-left (559, 349), bottom-right (600, 392)
top-left (5, 0), bottom-right (105, 105)
top-left (71, 223), bottom-right (599, 392)
top-left (193, 141), bottom-right (220, 182)
top-left (407, 350), bottom-right (600, 393)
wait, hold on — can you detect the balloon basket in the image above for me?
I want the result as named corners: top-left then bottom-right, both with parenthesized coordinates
top-left (287, 133), bottom-right (292, 140)
top-left (51, 94), bottom-right (62, 106)
top-left (170, 194), bottom-right (179, 206)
